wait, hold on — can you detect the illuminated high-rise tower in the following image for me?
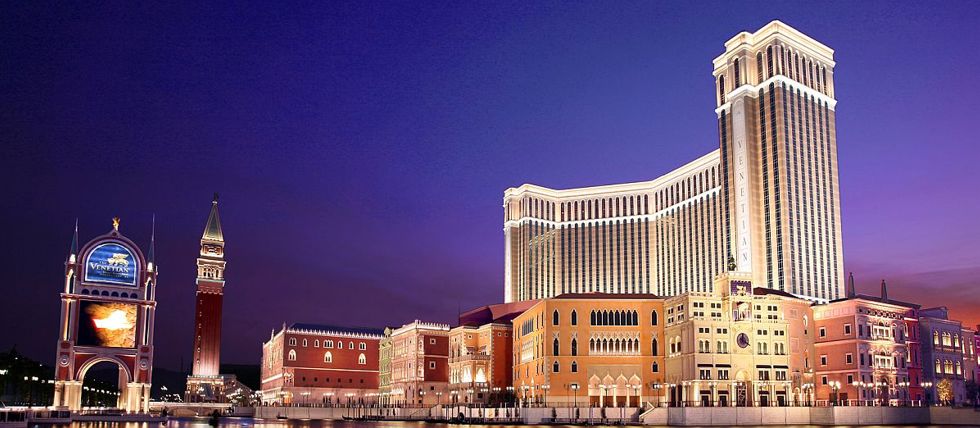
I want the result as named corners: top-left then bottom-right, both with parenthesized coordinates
top-left (503, 21), bottom-right (844, 303)
top-left (186, 194), bottom-right (227, 401)
top-left (713, 20), bottom-right (844, 301)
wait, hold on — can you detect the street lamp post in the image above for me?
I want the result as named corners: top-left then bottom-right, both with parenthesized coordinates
top-left (571, 384), bottom-right (579, 409)
top-left (651, 383), bottom-right (663, 407)
top-left (830, 381), bottom-right (841, 406)
top-left (541, 385), bottom-right (550, 407)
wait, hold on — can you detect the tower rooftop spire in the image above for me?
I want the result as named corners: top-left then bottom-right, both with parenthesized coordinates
top-left (69, 219), bottom-right (79, 261)
top-left (202, 193), bottom-right (223, 242)
top-left (148, 214), bottom-right (156, 265)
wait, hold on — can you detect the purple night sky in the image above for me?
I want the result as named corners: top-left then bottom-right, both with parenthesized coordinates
top-left (2, 2), bottom-right (978, 369)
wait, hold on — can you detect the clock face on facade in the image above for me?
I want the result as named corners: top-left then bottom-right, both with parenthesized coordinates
top-left (737, 332), bottom-right (750, 348)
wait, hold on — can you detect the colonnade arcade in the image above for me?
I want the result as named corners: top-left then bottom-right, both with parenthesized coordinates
top-left (587, 374), bottom-right (642, 407)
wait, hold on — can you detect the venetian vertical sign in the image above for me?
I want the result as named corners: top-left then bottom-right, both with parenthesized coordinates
top-left (732, 97), bottom-right (752, 272)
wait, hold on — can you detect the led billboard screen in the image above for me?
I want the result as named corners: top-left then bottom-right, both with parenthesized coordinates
top-left (76, 300), bottom-right (137, 348)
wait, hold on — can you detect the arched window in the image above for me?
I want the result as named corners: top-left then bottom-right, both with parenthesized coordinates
top-left (289, 338), bottom-right (297, 346)
top-left (756, 52), bottom-right (763, 83)
top-left (553, 361), bottom-right (560, 373)
top-left (590, 311), bottom-right (596, 325)
top-left (324, 351), bottom-right (333, 363)
top-left (314, 340), bottom-right (319, 347)
top-left (553, 310), bottom-right (560, 325)
top-left (349, 341), bottom-right (355, 349)
top-left (652, 362), bottom-right (659, 373)
top-left (719, 76), bottom-right (726, 104)
top-left (288, 350), bottom-right (297, 361)
top-left (571, 310), bottom-right (578, 326)
top-left (302, 339), bottom-right (308, 347)
top-left (933, 331), bottom-right (939, 345)
top-left (734, 57), bottom-right (741, 87)
top-left (767, 46), bottom-right (774, 78)
top-left (652, 338), bottom-right (659, 356)
top-left (632, 311), bottom-right (638, 325)
top-left (794, 53), bottom-right (800, 82)
top-left (359, 342), bottom-right (367, 350)
top-left (358, 353), bottom-right (366, 365)
top-left (571, 338), bottom-right (578, 356)
top-left (325, 340), bottom-right (334, 348)
top-left (337, 341), bottom-right (344, 349)
top-left (571, 361), bottom-right (578, 373)
top-left (553, 338), bottom-right (560, 356)
top-left (651, 310), bottom-right (659, 326)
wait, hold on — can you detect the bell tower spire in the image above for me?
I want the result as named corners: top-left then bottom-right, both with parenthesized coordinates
top-left (187, 193), bottom-right (227, 402)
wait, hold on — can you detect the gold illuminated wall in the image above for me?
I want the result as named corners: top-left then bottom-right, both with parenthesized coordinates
top-left (503, 20), bottom-right (844, 303)
top-left (713, 20), bottom-right (843, 301)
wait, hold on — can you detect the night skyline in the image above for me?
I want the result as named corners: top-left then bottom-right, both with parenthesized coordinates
top-left (2, 1), bottom-right (979, 372)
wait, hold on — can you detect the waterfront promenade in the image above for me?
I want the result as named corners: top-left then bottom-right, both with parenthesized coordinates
top-left (254, 404), bottom-right (980, 426)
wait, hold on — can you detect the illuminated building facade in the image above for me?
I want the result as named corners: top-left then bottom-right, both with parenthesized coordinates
top-left (811, 282), bottom-right (916, 405)
top-left (919, 307), bottom-right (968, 404)
top-left (52, 218), bottom-right (156, 412)
top-left (378, 327), bottom-right (393, 406)
top-left (448, 302), bottom-right (531, 404)
top-left (664, 272), bottom-right (815, 407)
top-left (904, 306), bottom-right (925, 403)
top-left (186, 195), bottom-right (229, 402)
top-left (259, 323), bottom-right (383, 405)
top-left (388, 320), bottom-right (450, 406)
top-left (511, 294), bottom-right (666, 407)
top-left (503, 20), bottom-right (844, 304)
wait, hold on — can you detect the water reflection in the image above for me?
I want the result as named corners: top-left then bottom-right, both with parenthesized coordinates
top-left (50, 419), bottom-right (951, 428)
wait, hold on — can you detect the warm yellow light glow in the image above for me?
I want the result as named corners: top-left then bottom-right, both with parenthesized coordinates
top-left (93, 310), bottom-right (134, 330)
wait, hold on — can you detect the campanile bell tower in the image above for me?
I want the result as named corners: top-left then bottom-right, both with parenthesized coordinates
top-left (186, 194), bottom-right (227, 401)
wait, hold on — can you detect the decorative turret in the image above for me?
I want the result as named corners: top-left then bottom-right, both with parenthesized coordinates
top-left (880, 279), bottom-right (888, 301)
top-left (148, 215), bottom-right (156, 272)
top-left (68, 219), bottom-right (79, 263)
top-left (847, 272), bottom-right (856, 298)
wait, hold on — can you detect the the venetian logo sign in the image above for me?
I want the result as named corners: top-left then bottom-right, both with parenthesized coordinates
top-left (84, 242), bottom-right (138, 286)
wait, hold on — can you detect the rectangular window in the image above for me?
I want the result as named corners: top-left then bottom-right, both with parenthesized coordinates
top-left (819, 327), bottom-right (826, 338)
top-left (820, 355), bottom-right (828, 366)
top-left (844, 324), bottom-right (851, 335)
top-left (846, 353), bottom-right (853, 364)
top-left (429, 361), bottom-right (436, 369)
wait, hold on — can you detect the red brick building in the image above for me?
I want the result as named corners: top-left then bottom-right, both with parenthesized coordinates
top-left (260, 323), bottom-right (383, 406)
top-left (389, 320), bottom-right (450, 406)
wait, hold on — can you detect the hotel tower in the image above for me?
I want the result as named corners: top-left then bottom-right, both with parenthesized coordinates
top-left (503, 21), bottom-right (844, 303)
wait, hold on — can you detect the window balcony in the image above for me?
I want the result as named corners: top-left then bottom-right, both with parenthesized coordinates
top-left (450, 354), bottom-right (491, 363)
